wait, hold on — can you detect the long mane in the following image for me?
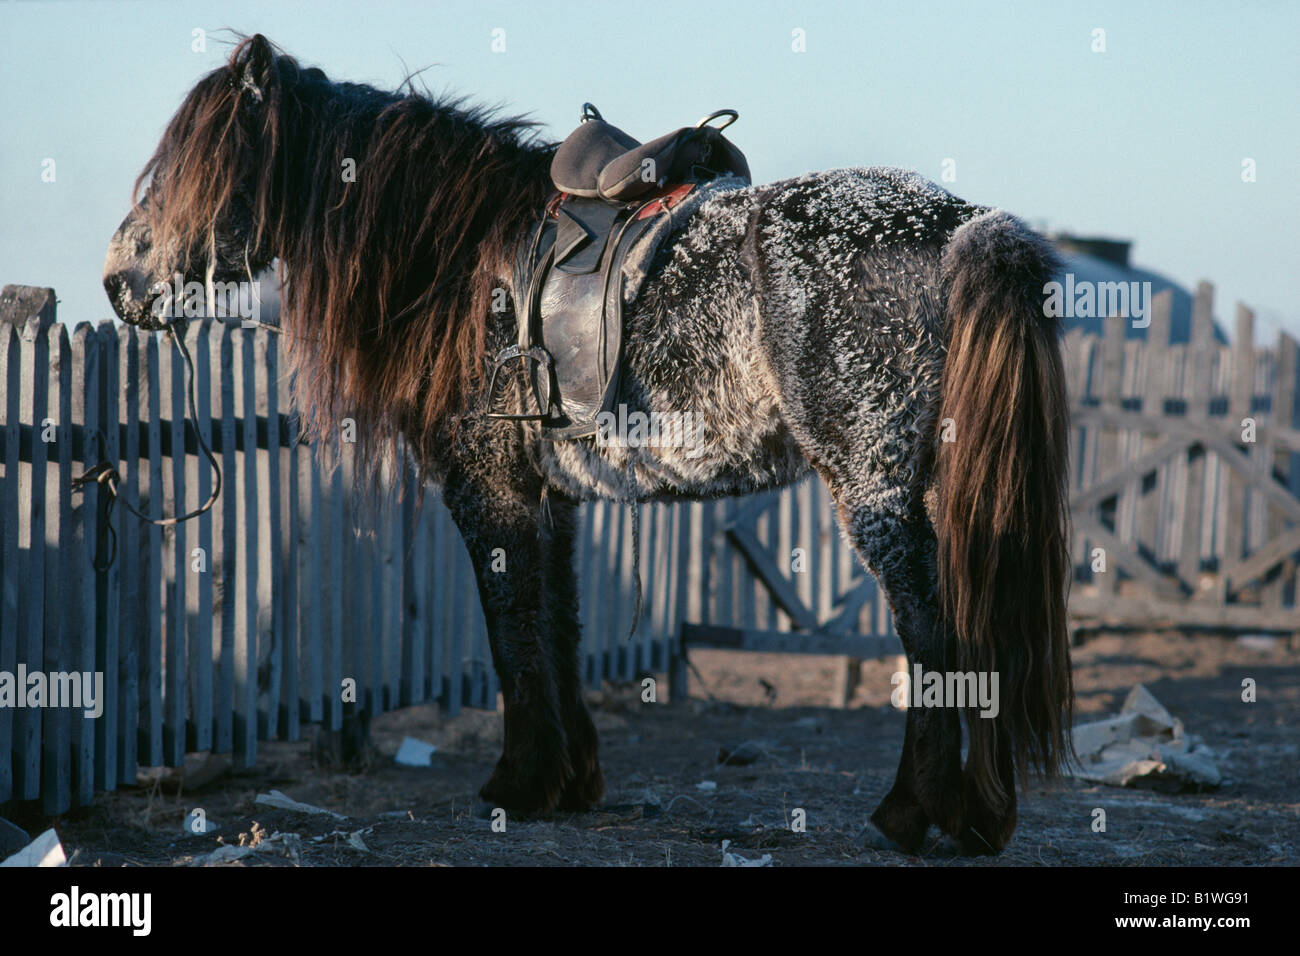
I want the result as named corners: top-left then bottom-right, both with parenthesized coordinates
top-left (134, 36), bottom-right (555, 480)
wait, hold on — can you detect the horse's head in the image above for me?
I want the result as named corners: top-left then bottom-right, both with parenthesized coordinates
top-left (104, 35), bottom-right (284, 328)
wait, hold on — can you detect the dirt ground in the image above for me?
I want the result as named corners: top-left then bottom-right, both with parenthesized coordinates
top-left (19, 631), bottom-right (1300, 866)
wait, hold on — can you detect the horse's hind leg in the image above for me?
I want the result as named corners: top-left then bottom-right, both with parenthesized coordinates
top-left (835, 499), bottom-right (965, 852)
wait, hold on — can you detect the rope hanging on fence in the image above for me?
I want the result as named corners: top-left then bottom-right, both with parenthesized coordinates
top-left (71, 320), bottom-right (223, 571)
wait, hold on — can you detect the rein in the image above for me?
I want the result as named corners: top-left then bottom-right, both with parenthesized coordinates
top-left (72, 320), bottom-right (222, 571)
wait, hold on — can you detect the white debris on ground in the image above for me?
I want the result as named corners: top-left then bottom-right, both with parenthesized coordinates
top-left (0, 828), bottom-right (67, 867)
top-left (394, 736), bottom-right (437, 767)
top-left (720, 839), bottom-right (773, 867)
top-left (254, 789), bottom-right (347, 819)
top-left (1070, 684), bottom-right (1222, 790)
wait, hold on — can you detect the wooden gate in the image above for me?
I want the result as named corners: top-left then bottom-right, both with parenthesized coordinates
top-left (673, 481), bottom-right (904, 702)
top-left (1068, 286), bottom-right (1300, 633)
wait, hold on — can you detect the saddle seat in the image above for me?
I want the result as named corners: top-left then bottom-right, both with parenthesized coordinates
top-left (551, 104), bottom-right (750, 202)
top-left (487, 104), bottom-right (750, 439)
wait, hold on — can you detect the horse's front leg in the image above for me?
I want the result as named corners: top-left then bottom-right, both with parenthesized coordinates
top-left (541, 492), bottom-right (606, 810)
top-left (441, 465), bottom-right (598, 815)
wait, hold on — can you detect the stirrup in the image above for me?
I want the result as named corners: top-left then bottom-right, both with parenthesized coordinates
top-left (485, 344), bottom-right (555, 421)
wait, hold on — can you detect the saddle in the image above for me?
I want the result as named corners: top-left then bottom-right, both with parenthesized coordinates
top-left (487, 104), bottom-right (750, 439)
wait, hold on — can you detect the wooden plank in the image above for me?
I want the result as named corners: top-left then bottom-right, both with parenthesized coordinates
top-left (188, 319), bottom-right (213, 752)
top-left (16, 315), bottom-right (49, 799)
top-left (1070, 405), bottom-right (1300, 453)
top-left (724, 524), bottom-right (819, 630)
top-left (382, 476), bottom-right (402, 711)
top-left (1177, 282), bottom-right (1215, 597)
top-left (671, 502), bottom-right (693, 686)
top-left (163, 329), bottom-right (187, 766)
top-left (95, 322), bottom-right (120, 791)
top-left (234, 327), bottom-right (258, 766)
top-left (643, 503), bottom-right (660, 672)
top-left (1070, 593), bottom-right (1297, 632)
top-left (753, 497), bottom-right (772, 630)
top-left (42, 322), bottom-right (72, 813)
top-left (142, 331), bottom-right (164, 767)
top-left (415, 493), bottom-right (434, 702)
top-left (215, 322), bottom-right (236, 752)
top-left (400, 472), bottom-right (424, 705)
top-left (445, 486), bottom-right (466, 716)
top-left (712, 498), bottom-right (732, 627)
top-left (1071, 516), bottom-right (1184, 598)
top-left (1137, 291), bottom-right (1173, 569)
top-left (0, 322), bottom-right (20, 803)
top-left (116, 326), bottom-right (140, 785)
top-left (619, 502), bottom-right (636, 680)
top-left (70, 324), bottom-right (99, 807)
top-left (1094, 312), bottom-right (1126, 594)
top-left (337, 449), bottom-right (359, 717)
top-left (1222, 306), bottom-right (1254, 583)
top-left (1264, 332), bottom-right (1298, 609)
top-left (1201, 433), bottom-right (1300, 523)
top-left (1224, 526), bottom-right (1300, 592)
top-left (325, 464), bottom-right (344, 730)
top-left (258, 330), bottom-right (282, 740)
top-left (301, 435), bottom-right (323, 724)
top-left (280, 350), bottom-right (300, 738)
top-left (682, 623), bottom-right (903, 659)
top-left (813, 480), bottom-right (833, 625)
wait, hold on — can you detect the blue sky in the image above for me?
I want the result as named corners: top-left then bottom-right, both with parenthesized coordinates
top-left (2, 0), bottom-right (1297, 339)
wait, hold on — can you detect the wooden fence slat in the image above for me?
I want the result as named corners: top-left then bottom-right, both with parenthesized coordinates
top-left (163, 330), bottom-right (187, 766)
top-left (1137, 291), bottom-right (1173, 570)
top-left (1264, 333), bottom-right (1299, 608)
top-left (115, 326), bottom-right (140, 784)
top-left (1095, 312), bottom-right (1126, 594)
top-left (142, 332), bottom-right (164, 767)
top-left (70, 324), bottom-right (98, 807)
top-left (0, 323), bottom-right (21, 803)
top-left (280, 342), bottom-right (300, 739)
top-left (400, 473), bottom-right (421, 705)
top-left (1222, 306), bottom-right (1254, 586)
top-left (326, 464), bottom-right (344, 731)
top-left (94, 323), bottom-right (120, 791)
top-left (42, 322), bottom-right (72, 813)
top-left (234, 327), bottom-right (258, 766)
top-left (382, 479), bottom-right (401, 711)
top-left (15, 316), bottom-right (49, 800)
top-left (1176, 282), bottom-right (1215, 596)
top-left (426, 500), bottom-right (445, 704)
top-left (300, 434), bottom-right (322, 725)
top-left (215, 321), bottom-right (236, 752)
top-left (445, 497), bottom-right (466, 716)
top-left (257, 331), bottom-right (282, 740)
top-left (187, 319), bottom-right (213, 752)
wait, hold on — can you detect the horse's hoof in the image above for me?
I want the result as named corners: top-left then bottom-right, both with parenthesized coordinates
top-left (857, 821), bottom-right (904, 852)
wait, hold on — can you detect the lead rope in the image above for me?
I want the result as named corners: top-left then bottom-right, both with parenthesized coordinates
top-left (626, 458), bottom-right (642, 641)
top-left (72, 320), bottom-right (222, 571)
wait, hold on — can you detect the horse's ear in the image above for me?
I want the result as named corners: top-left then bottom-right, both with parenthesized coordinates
top-left (237, 34), bottom-right (276, 105)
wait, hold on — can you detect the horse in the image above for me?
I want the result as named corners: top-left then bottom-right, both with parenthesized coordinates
top-left (102, 35), bottom-right (1074, 854)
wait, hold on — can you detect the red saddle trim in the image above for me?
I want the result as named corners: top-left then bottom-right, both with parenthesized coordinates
top-left (546, 182), bottom-right (696, 221)
top-left (634, 183), bottom-right (695, 219)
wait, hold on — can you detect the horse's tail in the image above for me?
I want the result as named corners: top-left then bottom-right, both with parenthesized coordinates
top-left (935, 210), bottom-right (1073, 810)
